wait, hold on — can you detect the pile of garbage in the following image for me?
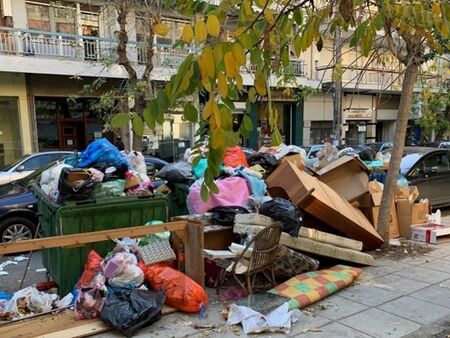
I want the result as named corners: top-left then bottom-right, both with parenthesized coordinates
top-left (39, 138), bottom-right (154, 203)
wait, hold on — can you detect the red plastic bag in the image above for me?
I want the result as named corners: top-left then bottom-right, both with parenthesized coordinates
top-left (145, 266), bottom-right (207, 313)
top-left (77, 250), bottom-right (103, 288)
top-left (223, 146), bottom-right (248, 168)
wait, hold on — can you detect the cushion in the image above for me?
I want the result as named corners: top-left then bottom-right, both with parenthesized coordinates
top-left (268, 265), bottom-right (363, 310)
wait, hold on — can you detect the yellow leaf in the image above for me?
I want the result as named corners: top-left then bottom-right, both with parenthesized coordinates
top-left (432, 2), bottom-right (441, 16)
top-left (244, 0), bottom-right (253, 16)
top-left (231, 43), bottom-right (246, 66)
top-left (213, 44), bottom-right (223, 65)
top-left (441, 23), bottom-right (449, 37)
top-left (202, 46), bottom-right (215, 78)
top-left (235, 73), bottom-right (243, 91)
top-left (255, 0), bottom-right (267, 9)
top-left (195, 20), bottom-right (208, 42)
top-left (254, 76), bottom-right (266, 96)
top-left (207, 15), bottom-right (221, 37)
top-left (224, 52), bottom-right (237, 78)
top-left (202, 96), bottom-right (214, 119)
top-left (248, 87), bottom-right (256, 103)
top-left (212, 102), bottom-right (220, 128)
top-left (232, 27), bottom-right (246, 38)
top-left (218, 72), bottom-right (228, 98)
top-left (202, 76), bottom-right (212, 92)
top-left (154, 23), bottom-right (170, 37)
top-left (182, 24), bottom-right (194, 44)
top-left (264, 10), bottom-right (275, 25)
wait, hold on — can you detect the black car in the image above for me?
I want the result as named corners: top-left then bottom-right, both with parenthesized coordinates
top-left (0, 162), bottom-right (58, 242)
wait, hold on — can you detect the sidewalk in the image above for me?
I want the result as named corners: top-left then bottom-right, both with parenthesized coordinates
top-left (91, 241), bottom-right (450, 338)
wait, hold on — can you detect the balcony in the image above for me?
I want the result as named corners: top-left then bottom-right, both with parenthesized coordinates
top-left (241, 59), bottom-right (308, 78)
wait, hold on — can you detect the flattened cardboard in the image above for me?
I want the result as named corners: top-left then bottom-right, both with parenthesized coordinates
top-left (266, 161), bottom-right (383, 250)
top-left (280, 153), bottom-right (305, 170)
top-left (317, 156), bottom-right (370, 202)
top-left (362, 202), bottom-right (399, 239)
top-left (396, 199), bottom-right (413, 238)
top-left (411, 201), bottom-right (430, 225)
top-left (395, 186), bottom-right (420, 202)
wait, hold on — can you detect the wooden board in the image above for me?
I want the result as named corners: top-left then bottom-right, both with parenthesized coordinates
top-left (298, 227), bottom-right (363, 251)
top-left (0, 306), bottom-right (177, 338)
top-left (234, 224), bottom-right (373, 266)
top-left (266, 161), bottom-right (383, 250)
top-left (0, 220), bottom-right (204, 287)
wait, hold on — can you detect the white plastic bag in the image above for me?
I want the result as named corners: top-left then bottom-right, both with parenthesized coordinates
top-left (108, 263), bottom-right (144, 288)
top-left (40, 163), bottom-right (72, 201)
top-left (126, 151), bottom-right (150, 182)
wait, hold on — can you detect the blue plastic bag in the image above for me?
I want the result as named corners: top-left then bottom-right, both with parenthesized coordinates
top-left (78, 138), bottom-right (128, 169)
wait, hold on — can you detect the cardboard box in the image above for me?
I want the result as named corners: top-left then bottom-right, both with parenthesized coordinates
top-left (362, 202), bottom-right (399, 239)
top-left (317, 156), bottom-right (370, 202)
top-left (410, 223), bottom-right (450, 244)
top-left (266, 161), bottom-right (384, 250)
top-left (395, 186), bottom-right (419, 202)
top-left (411, 201), bottom-right (430, 224)
top-left (280, 153), bottom-right (305, 170)
top-left (396, 199), bottom-right (413, 237)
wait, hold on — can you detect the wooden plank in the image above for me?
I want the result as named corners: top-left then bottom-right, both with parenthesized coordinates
top-left (0, 221), bottom-right (188, 255)
top-left (298, 227), bottom-right (363, 251)
top-left (36, 321), bottom-right (110, 338)
top-left (184, 221), bottom-right (205, 287)
top-left (234, 224), bottom-right (373, 265)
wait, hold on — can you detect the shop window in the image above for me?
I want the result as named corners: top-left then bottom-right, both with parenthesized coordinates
top-left (0, 97), bottom-right (22, 168)
top-left (310, 121), bottom-right (332, 144)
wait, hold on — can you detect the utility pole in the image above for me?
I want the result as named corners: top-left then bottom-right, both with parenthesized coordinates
top-left (333, 27), bottom-right (342, 145)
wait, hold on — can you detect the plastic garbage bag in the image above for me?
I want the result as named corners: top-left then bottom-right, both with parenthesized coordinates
top-left (247, 153), bottom-right (278, 175)
top-left (156, 161), bottom-right (195, 183)
top-left (259, 198), bottom-right (302, 236)
top-left (5, 286), bottom-right (54, 317)
top-left (108, 264), bottom-right (144, 288)
top-left (93, 180), bottom-right (126, 198)
top-left (57, 168), bottom-right (96, 203)
top-left (27, 287), bottom-right (53, 313)
top-left (77, 250), bottom-right (103, 288)
top-left (78, 138), bottom-right (128, 169)
top-left (126, 151), bottom-right (150, 182)
top-left (75, 274), bottom-right (108, 320)
top-left (40, 163), bottom-right (72, 201)
top-left (209, 206), bottom-right (249, 226)
top-left (100, 288), bottom-right (164, 337)
top-left (145, 266), bottom-right (207, 313)
top-left (223, 146), bottom-right (249, 167)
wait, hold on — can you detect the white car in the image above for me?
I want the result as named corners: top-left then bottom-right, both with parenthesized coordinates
top-left (0, 151), bottom-right (72, 185)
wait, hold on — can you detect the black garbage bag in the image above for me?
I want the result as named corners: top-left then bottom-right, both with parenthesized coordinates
top-left (259, 198), bottom-right (302, 236)
top-left (91, 162), bottom-right (128, 181)
top-left (100, 288), bottom-right (165, 337)
top-left (57, 168), bottom-right (96, 203)
top-left (209, 206), bottom-right (250, 226)
top-left (156, 161), bottom-right (195, 183)
top-left (247, 153), bottom-right (279, 174)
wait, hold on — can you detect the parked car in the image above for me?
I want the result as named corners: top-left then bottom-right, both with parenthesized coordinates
top-left (398, 147), bottom-right (450, 208)
top-left (0, 151), bottom-right (72, 185)
top-left (302, 145), bottom-right (325, 168)
top-left (438, 142), bottom-right (450, 149)
top-left (0, 160), bottom-right (62, 243)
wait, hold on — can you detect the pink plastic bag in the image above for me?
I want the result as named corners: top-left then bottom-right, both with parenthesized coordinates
top-left (187, 177), bottom-right (250, 214)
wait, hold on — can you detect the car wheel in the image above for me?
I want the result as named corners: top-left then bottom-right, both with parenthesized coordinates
top-left (0, 217), bottom-right (36, 243)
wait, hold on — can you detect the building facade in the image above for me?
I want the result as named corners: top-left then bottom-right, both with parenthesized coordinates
top-left (0, 0), bottom-right (445, 166)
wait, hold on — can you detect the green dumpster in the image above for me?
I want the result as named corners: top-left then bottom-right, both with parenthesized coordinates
top-left (32, 184), bottom-right (168, 295)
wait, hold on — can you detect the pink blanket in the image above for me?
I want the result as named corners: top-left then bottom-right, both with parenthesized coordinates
top-left (187, 177), bottom-right (250, 214)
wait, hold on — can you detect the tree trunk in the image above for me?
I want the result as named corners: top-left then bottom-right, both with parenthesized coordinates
top-left (377, 61), bottom-right (419, 244)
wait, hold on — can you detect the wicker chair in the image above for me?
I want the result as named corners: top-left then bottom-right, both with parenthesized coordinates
top-left (216, 222), bottom-right (283, 294)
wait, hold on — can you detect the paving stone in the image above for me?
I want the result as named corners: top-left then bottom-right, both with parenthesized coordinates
top-left (410, 282), bottom-right (450, 308)
top-left (419, 258), bottom-right (450, 273)
top-left (373, 274), bottom-right (430, 295)
top-left (340, 308), bottom-right (421, 338)
top-left (379, 296), bottom-right (450, 325)
top-left (394, 266), bottom-right (450, 284)
top-left (289, 311), bottom-right (331, 335)
top-left (302, 322), bottom-right (374, 338)
top-left (398, 255), bottom-right (435, 266)
top-left (311, 296), bottom-right (369, 320)
top-left (337, 283), bottom-right (400, 306)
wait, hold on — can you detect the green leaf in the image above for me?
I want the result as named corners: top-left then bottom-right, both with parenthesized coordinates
top-left (184, 103), bottom-right (198, 122)
top-left (209, 181), bottom-right (219, 194)
top-left (240, 31), bottom-right (257, 49)
top-left (250, 47), bottom-right (262, 65)
top-left (293, 9), bottom-right (303, 25)
top-left (149, 99), bottom-right (160, 118)
top-left (243, 114), bottom-right (253, 131)
top-left (293, 35), bottom-right (302, 57)
top-left (173, 54), bottom-right (194, 96)
top-left (373, 14), bottom-right (383, 31)
top-left (143, 106), bottom-right (155, 130)
top-left (157, 91), bottom-right (168, 112)
top-left (111, 113), bottom-right (130, 129)
top-left (222, 130), bottom-right (239, 147)
top-left (132, 115), bottom-right (144, 136)
top-left (200, 183), bottom-right (209, 201)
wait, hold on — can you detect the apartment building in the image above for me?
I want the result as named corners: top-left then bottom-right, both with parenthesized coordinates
top-left (0, 0), bottom-right (440, 166)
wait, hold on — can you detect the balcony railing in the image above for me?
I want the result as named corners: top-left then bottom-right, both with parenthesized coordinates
top-left (0, 26), bottom-right (308, 78)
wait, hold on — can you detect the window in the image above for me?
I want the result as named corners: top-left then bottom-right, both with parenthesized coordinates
top-left (26, 3), bottom-right (50, 31)
top-left (21, 154), bottom-right (55, 171)
top-left (424, 153), bottom-right (450, 174)
top-left (53, 7), bottom-right (76, 34)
